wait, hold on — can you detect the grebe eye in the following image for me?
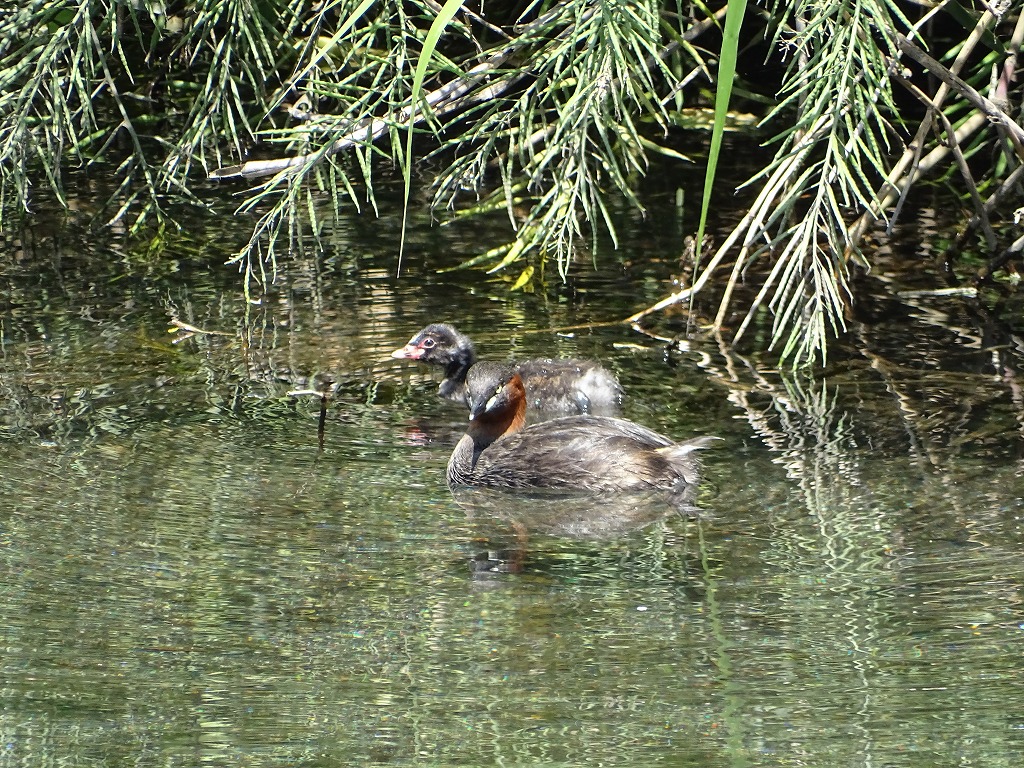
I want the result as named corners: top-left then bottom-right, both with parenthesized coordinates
top-left (421, 338), bottom-right (436, 348)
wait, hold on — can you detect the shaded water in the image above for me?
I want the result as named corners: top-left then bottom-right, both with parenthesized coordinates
top-left (3, 186), bottom-right (1024, 767)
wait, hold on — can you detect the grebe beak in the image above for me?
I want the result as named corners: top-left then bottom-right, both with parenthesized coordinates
top-left (469, 387), bottom-right (503, 421)
top-left (391, 343), bottom-right (423, 360)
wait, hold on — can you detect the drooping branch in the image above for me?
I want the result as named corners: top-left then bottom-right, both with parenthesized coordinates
top-left (210, 2), bottom-right (577, 181)
top-left (847, 11), bottom-right (1023, 253)
top-left (210, 42), bottom-right (522, 180)
top-left (629, 5), bottom-right (1024, 365)
top-left (211, 5), bottom-right (728, 183)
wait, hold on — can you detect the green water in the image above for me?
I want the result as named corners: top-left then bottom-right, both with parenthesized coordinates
top-left (2, 193), bottom-right (1024, 767)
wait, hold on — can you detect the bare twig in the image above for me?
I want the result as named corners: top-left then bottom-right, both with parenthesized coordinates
top-left (895, 73), bottom-right (997, 250)
top-left (882, 7), bottom-right (999, 233)
top-left (896, 35), bottom-right (1024, 158)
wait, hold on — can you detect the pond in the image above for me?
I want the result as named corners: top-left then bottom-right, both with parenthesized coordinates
top-left (2, 178), bottom-right (1024, 767)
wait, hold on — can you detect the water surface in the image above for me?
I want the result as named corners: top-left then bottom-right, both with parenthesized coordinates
top-left (2, 190), bottom-right (1024, 767)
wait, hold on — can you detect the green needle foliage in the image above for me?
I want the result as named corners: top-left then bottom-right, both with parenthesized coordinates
top-left (430, 1), bottom-right (680, 279)
top-left (2, 1), bottom-right (1022, 364)
top-left (735, 0), bottom-right (911, 362)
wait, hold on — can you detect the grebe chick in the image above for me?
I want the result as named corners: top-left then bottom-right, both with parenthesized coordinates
top-left (391, 323), bottom-right (622, 414)
top-left (446, 362), bottom-right (716, 494)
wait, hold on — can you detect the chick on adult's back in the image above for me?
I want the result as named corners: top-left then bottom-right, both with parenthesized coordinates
top-left (392, 323), bottom-right (622, 414)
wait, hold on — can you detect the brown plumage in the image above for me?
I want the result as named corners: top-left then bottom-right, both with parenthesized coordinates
top-left (446, 362), bottom-right (716, 494)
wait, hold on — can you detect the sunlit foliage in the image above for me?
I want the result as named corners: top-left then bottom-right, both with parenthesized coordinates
top-left (1, 1), bottom-right (1022, 364)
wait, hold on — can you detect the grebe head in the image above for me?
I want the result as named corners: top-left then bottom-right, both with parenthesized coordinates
top-left (391, 323), bottom-right (474, 365)
top-left (465, 362), bottom-right (527, 431)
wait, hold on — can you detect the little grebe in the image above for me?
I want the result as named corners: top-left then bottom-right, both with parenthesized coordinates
top-left (391, 323), bottom-right (622, 414)
top-left (446, 362), bottom-right (716, 494)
